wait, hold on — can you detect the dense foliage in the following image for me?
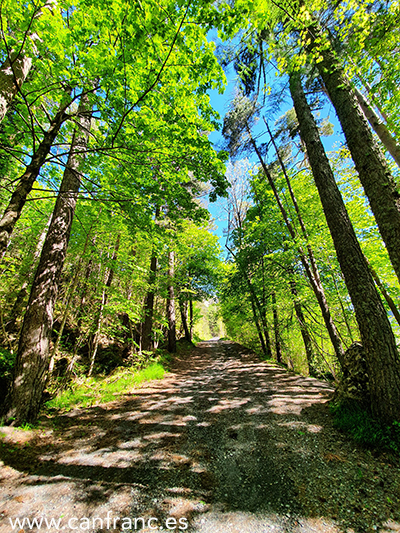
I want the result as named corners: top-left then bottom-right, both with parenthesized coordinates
top-left (1, 0), bottom-right (400, 425)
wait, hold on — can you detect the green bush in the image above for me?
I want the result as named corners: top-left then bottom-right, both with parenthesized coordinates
top-left (0, 347), bottom-right (15, 405)
top-left (0, 347), bottom-right (15, 378)
top-left (331, 400), bottom-right (400, 454)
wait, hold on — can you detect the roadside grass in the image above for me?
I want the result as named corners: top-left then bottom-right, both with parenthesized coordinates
top-left (331, 400), bottom-right (400, 455)
top-left (45, 361), bottom-right (166, 412)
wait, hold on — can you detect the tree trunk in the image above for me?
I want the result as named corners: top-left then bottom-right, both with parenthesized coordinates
top-left (0, 51), bottom-right (32, 124)
top-left (48, 219), bottom-right (98, 375)
top-left (249, 293), bottom-right (267, 356)
top-left (4, 90), bottom-right (92, 424)
top-left (141, 254), bottom-right (157, 352)
top-left (309, 29), bottom-right (400, 285)
top-left (179, 298), bottom-right (191, 342)
top-left (76, 234), bottom-right (98, 329)
top-left (250, 132), bottom-right (344, 365)
top-left (366, 259), bottom-right (400, 328)
top-left (166, 250), bottom-right (176, 353)
top-left (189, 298), bottom-right (194, 341)
top-left (272, 292), bottom-right (282, 363)
top-left (0, 93), bottom-right (71, 259)
top-left (6, 214), bottom-right (51, 333)
top-left (244, 267), bottom-right (272, 357)
top-left (260, 309), bottom-right (272, 358)
top-left (289, 277), bottom-right (315, 376)
top-left (353, 87), bottom-right (400, 169)
top-left (88, 234), bottom-right (120, 377)
top-left (289, 71), bottom-right (400, 423)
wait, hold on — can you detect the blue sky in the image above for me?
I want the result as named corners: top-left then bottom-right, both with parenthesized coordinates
top-left (204, 52), bottom-right (346, 254)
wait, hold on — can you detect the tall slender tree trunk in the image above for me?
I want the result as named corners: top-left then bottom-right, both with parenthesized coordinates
top-left (166, 250), bottom-right (176, 353)
top-left (308, 29), bottom-right (400, 285)
top-left (366, 259), bottom-right (400, 328)
top-left (289, 277), bottom-right (315, 376)
top-left (142, 254), bottom-right (157, 352)
top-left (244, 268), bottom-right (272, 357)
top-left (250, 132), bottom-right (344, 365)
top-left (272, 292), bottom-right (282, 363)
top-left (48, 219), bottom-right (98, 375)
top-left (0, 93), bottom-right (71, 259)
top-left (290, 71), bottom-right (400, 423)
top-left (4, 90), bottom-right (92, 424)
top-left (76, 234), bottom-right (98, 329)
top-left (179, 298), bottom-right (191, 342)
top-left (88, 234), bottom-right (120, 377)
top-left (249, 293), bottom-right (267, 356)
top-left (0, 51), bottom-right (32, 124)
top-left (189, 298), bottom-right (194, 341)
top-left (353, 87), bottom-right (400, 169)
top-left (6, 214), bottom-right (52, 333)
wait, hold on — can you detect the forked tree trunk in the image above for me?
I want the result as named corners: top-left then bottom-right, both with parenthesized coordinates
top-left (166, 250), bottom-right (176, 353)
top-left (4, 90), bottom-right (92, 424)
top-left (0, 93), bottom-right (72, 259)
top-left (309, 27), bottom-right (400, 285)
top-left (290, 71), bottom-right (400, 423)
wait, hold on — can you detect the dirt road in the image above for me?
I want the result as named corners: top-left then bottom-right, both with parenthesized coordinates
top-left (0, 340), bottom-right (399, 533)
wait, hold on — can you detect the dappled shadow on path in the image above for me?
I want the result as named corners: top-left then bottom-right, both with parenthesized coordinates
top-left (0, 340), bottom-right (399, 533)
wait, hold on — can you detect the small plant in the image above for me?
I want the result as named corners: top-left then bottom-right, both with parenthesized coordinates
top-left (19, 422), bottom-right (37, 431)
top-left (330, 400), bottom-right (400, 455)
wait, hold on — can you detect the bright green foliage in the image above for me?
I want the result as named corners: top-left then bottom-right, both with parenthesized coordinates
top-left (45, 362), bottom-right (165, 411)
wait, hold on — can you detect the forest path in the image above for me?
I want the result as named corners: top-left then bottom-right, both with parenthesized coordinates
top-left (0, 340), bottom-right (399, 533)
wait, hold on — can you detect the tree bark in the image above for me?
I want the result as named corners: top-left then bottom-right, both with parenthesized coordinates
top-left (250, 132), bottom-right (344, 365)
top-left (179, 298), bottom-right (191, 342)
top-left (0, 51), bottom-right (32, 124)
top-left (4, 90), bottom-right (91, 424)
top-left (189, 298), bottom-right (194, 341)
top-left (309, 29), bottom-right (400, 285)
top-left (290, 71), bottom-right (400, 423)
top-left (48, 219), bottom-right (98, 375)
top-left (249, 292), bottom-right (268, 356)
top-left (244, 267), bottom-right (272, 357)
top-left (272, 292), bottom-right (282, 363)
top-left (141, 254), bottom-right (157, 352)
top-left (166, 250), bottom-right (177, 353)
top-left (0, 94), bottom-right (71, 259)
top-left (289, 277), bottom-right (315, 375)
top-left (353, 87), bottom-right (400, 169)
top-left (6, 214), bottom-right (51, 333)
top-left (88, 234), bottom-right (120, 377)
top-left (366, 259), bottom-right (400, 328)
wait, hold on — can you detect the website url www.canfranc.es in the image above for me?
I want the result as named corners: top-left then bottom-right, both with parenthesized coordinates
top-left (9, 513), bottom-right (188, 531)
